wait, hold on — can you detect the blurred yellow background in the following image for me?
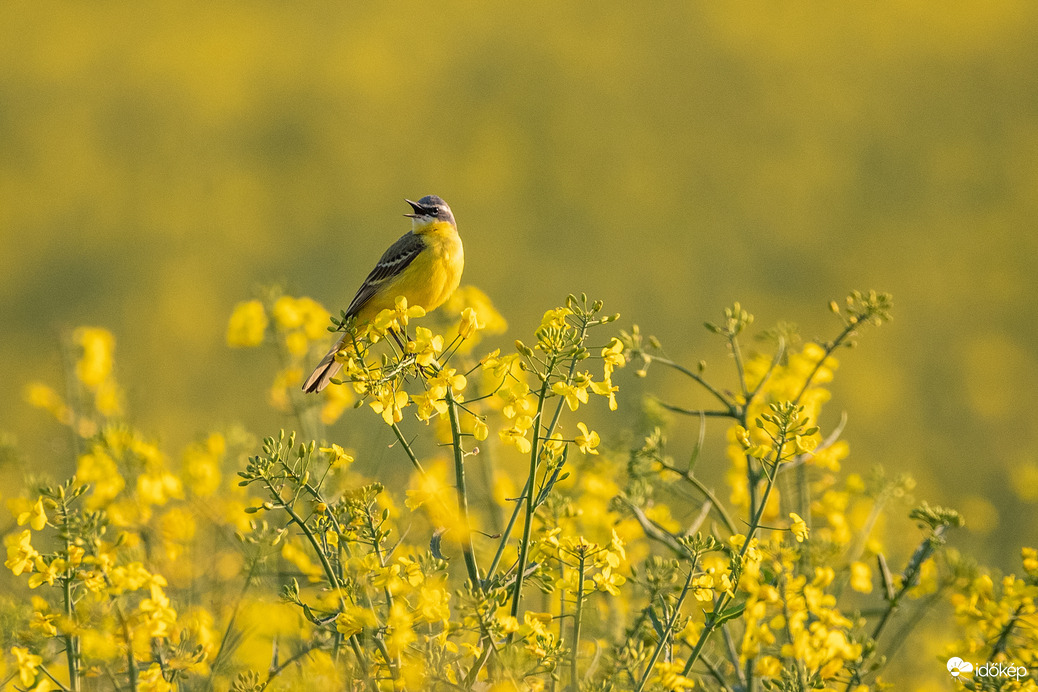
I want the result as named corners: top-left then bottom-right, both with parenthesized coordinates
top-left (2, 2), bottom-right (1036, 568)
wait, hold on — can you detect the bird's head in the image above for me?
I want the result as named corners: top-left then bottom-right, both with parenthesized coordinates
top-left (405, 195), bottom-right (456, 231)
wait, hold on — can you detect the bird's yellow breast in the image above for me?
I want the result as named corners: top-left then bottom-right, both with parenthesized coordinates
top-left (353, 221), bottom-right (464, 324)
top-left (407, 222), bottom-right (465, 311)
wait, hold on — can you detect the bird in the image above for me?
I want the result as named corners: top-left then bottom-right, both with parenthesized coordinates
top-left (302, 195), bottom-right (464, 393)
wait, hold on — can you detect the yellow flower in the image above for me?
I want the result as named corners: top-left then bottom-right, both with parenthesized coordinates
top-left (336, 604), bottom-right (377, 637)
top-left (407, 327), bottom-right (444, 367)
top-left (607, 529), bottom-right (627, 564)
top-left (24, 383), bottom-right (72, 424)
top-left (524, 610), bottom-right (553, 635)
top-left (574, 422), bottom-right (600, 455)
top-left (445, 285), bottom-right (508, 335)
top-left (481, 349), bottom-right (521, 380)
top-left (272, 295), bottom-right (303, 329)
top-left (28, 557), bottom-right (66, 589)
top-left (756, 655), bottom-right (782, 677)
top-left (296, 296), bottom-right (331, 340)
top-left (405, 461), bottom-right (455, 526)
top-left (498, 380), bottom-right (534, 419)
top-left (183, 433), bottom-right (224, 499)
top-left (159, 507), bottom-right (197, 547)
top-left (691, 573), bottom-right (714, 602)
top-left (17, 497), bottom-right (48, 531)
top-left (522, 611), bottom-right (556, 658)
top-left (411, 392), bottom-right (448, 421)
top-left (601, 337), bottom-right (626, 377)
top-left (457, 307), bottom-right (485, 339)
top-left (552, 380), bottom-right (588, 412)
top-left (283, 330), bottom-right (309, 358)
top-left (494, 614), bottom-right (520, 635)
top-left (472, 418), bottom-right (490, 441)
top-left (11, 646), bottom-right (43, 687)
top-left (656, 660), bottom-right (696, 691)
top-left (30, 611), bottom-right (59, 637)
top-left (137, 471), bottom-right (184, 507)
top-left (794, 434), bottom-right (818, 455)
top-left (593, 566), bottom-right (626, 595)
top-left (139, 583), bottom-right (177, 637)
top-left (850, 561), bottom-right (873, 594)
top-left (109, 562), bottom-right (157, 594)
top-left (371, 296), bottom-right (426, 335)
top-left (93, 378), bottom-right (123, 417)
top-left (427, 367), bottom-right (466, 398)
top-left (500, 416), bottom-right (533, 454)
top-left (268, 367), bottom-right (301, 412)
top-left (789, 512), bottom-right (809, 542)
top-left (5, 529), bottom-right (39, 576)
top-left (226, 300), bottom-right (268, 347)
top-left (370, 385), bottom-right (410, 425)
top-left (76, 447), bottom-right (125, 507)
top-left (414, 582), bottom-right (451, 624)
top-left (73, 326), bottom-right (116, 389)
top-left (319, 444), bottom-right (354, 468)
top-left (1023, 547), bottom-right (1038, 575)
top-left (540, 307), bottom-right (572, 331)
top-left (138, 663), bottom-right (172, 692)
top-left (385, 601), bottom-right (416, 657)
top-left (590, 377), bottom-right (619, 411)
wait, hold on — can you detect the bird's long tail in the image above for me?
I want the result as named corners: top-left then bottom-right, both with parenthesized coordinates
top-left (302, 338), bottom-right (344, 393)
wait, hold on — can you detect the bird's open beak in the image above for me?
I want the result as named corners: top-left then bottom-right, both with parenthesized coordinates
top-left (404, 199), bottom-right (424, 218)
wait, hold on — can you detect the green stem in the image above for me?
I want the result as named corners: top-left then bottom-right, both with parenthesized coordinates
top-left (258, 639), bottom-right (327, 692)
top-left (37, 665), bottom-right (72, 692)
top-left (485, 474), bottom-right (531, 581)
top-left (682, 447), bottom-right (785, 676)
top-left (570, 553), bottom-right (587, 690)
top-left (446, 387), bottom-right (482, 589)
top-left (119, 607), bottom-right (136, 692)
top-left (844, 529), bottom-right (948, 691)
top-left (487, 336), bottom-right (581, 585)
top-left (652, 355), bottom-right (734, 411)
top-left (508, 378), bottom-right (550, 633)
top-left (273, 485), bottom-right (376, 681)
top-left (730, 335), bottom-right (749, 400)
top-left (278, 491), bottom-right (341, 592)
top-left (634, 566), bottom-right (696, 692)
top-left (657, 461), bottom-right (737, 535)
top-left (390, 422), bottom-right (427, 476)
top-left (59, 504), bottom-right (81, 692)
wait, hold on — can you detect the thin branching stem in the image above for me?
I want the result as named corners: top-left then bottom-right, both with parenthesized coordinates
top-left (651, 355), bottom-right (734, 412)
top-left (390, 422), bottom-right (428, 476)
top-left (508, 376), bottom-right (550, 632)
top-left (446, 387), bottom-right (482, 589)
top-left (656, 461), bottom-right (737, 535)
top-left (634, 565), bottom-right (696, 692)
top-left (570, 551), bottom-right (587, 690)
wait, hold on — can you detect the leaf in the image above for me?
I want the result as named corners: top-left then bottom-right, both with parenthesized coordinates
top-left (711, 600), bottom-right (746, 626)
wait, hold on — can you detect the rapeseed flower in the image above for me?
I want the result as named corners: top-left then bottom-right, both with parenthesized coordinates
top-left (226, 300), bottom-right (268, 347)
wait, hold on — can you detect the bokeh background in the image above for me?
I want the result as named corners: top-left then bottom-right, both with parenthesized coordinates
top-left (2, 3), bottom-right (1037, 573)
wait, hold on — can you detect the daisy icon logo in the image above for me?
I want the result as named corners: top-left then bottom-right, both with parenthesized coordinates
top-left (947, 657), bottom-right (974, 677)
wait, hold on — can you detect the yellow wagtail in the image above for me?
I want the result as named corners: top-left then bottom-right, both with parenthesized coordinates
top-left (302, 195), bottom-right (464, 393)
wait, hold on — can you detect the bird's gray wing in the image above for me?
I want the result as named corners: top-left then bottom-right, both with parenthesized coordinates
top-left (343, 231), bottom-right (427, 318)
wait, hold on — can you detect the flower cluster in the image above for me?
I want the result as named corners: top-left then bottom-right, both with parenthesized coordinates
top-left (7, 288), bottom-right (1032, 690)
